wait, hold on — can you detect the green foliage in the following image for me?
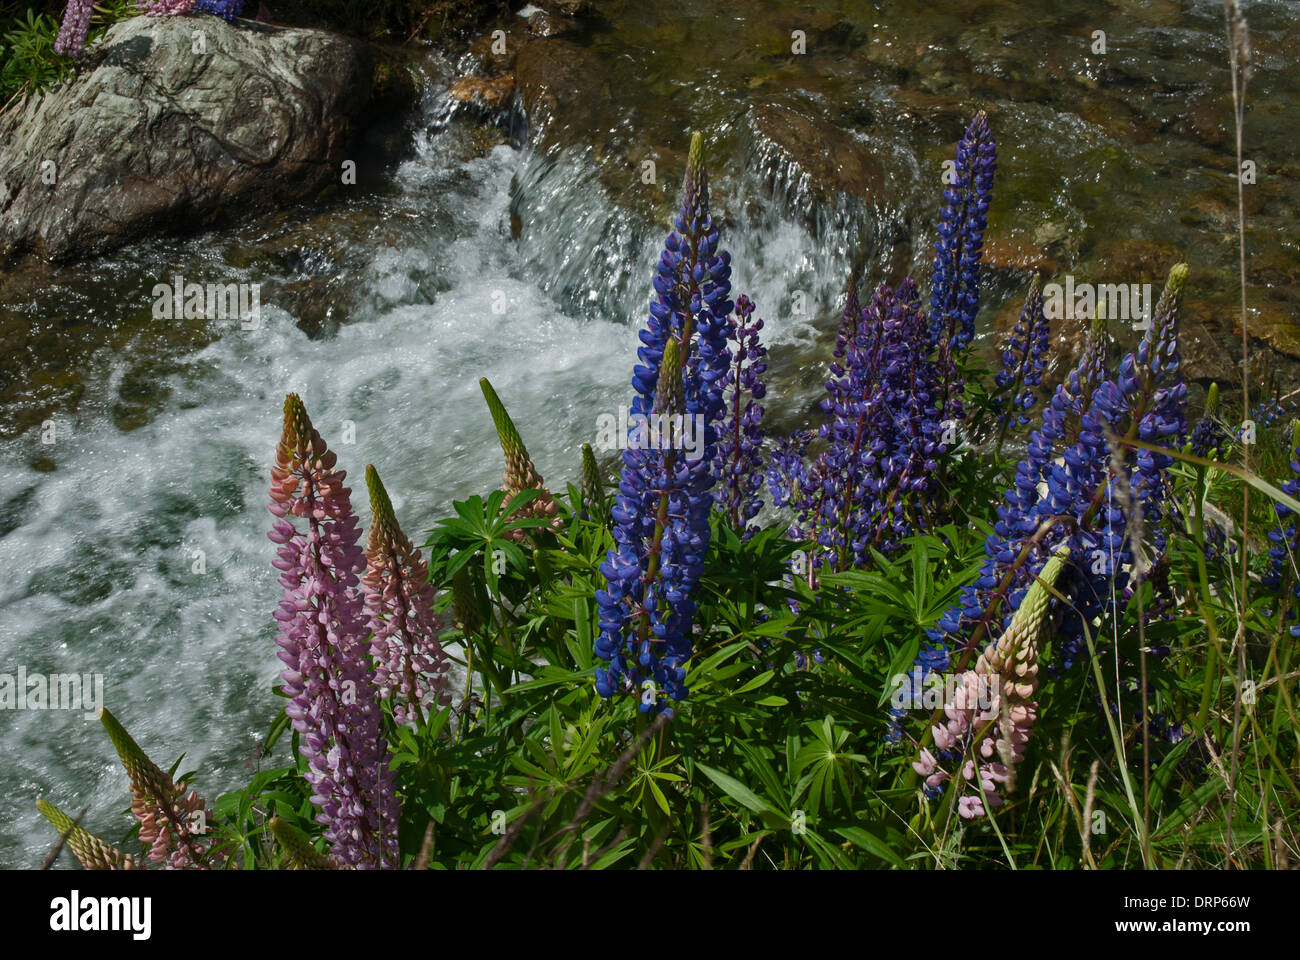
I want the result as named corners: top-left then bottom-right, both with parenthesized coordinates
top-left (35, 396), bottom-right (1300, 867)
top-left (1, 7), bottom-right (68, 104)
top-left (0, 1), bottom-right (138, 106)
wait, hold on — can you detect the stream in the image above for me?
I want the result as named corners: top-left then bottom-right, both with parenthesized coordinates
top-left (1, 0), bottom-right (1298, 866)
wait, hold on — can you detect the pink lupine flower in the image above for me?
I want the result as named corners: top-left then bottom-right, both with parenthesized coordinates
top-left (142, 0), bottom-right (195, 14)
top-left (269, 394), bottom-right (398, 868)
top-left (53, 0), bottom-right (94, 57)
top-left (917, 545), bottom-right (1068, 818)
top-left (362, 464), bottom-right (451, 728)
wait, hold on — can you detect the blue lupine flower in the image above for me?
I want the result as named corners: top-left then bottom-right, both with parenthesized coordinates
top-left (595, 132), bottom-right (731, 715)
top-left (929, 111), bottom-right (996, 355)
top-left (714, 294), bottom-right (767, 536)
top-left (994, 276), bottom-right (1050, 431)
top-left (777, 279), bottom-right (948, 573)
top-left (902, 265), bottom-right (1190, 745)
top-left (194, 0), bottom-right (243, 20)
top-left (1252, 391), bottom-right (1300, 430)
top-left (1265, 423), bottom-right (1300, 638)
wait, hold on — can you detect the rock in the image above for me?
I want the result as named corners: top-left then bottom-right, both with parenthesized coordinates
top-left (1179, 301), bottom-right (1242, 385)
top-left (0, 14), bottom-right (371, 262)
top-left (1234, 303), bottom-right (1300, 362)
top-left (514, 37), bottom-right (606, 141)
top-left (449, 73), bottom-right (516, 112)
top-left (1185, 92), bottom-right (1227, 148)
top-left (749, 103), bottom-right (888, 206)
top-left (981, 234), bottom-right (1056, 275)
top-left (527, 11), bottom-right (571, 37)
top-left (552, 0), bottom-right (593, 15)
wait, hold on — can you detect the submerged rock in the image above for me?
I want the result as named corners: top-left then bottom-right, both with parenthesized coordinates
top-left (514, 36), bottom-right (607, 141)
top-left (0, 14), bottom-right (371, 262)
top-left (750, 104), bottom-right (888, 208)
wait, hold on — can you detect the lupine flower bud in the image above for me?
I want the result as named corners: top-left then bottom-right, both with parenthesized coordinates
top-left (1190, 383), bottom-right (1227, 459)
top-left (99, 707), bottom-right (215, 869)
top-left (36, 797), bottom-right (137, 870)
top-left (480, 377), bottom-right (560, 539)
top-left (269, 816), bottom-right (337, 870)
top-left (580, 443), bottom-right (606, 522)
top-left (451, 566), bottom-right (482, 635)
top-left (363, 464), bottom-right (451, 728)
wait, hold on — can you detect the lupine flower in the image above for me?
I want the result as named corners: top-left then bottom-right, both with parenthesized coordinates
top-left (54, 0), bottom-right (94, 57)
top-left (194, 0), bottom-right (244, 20)
top-left (776, 279), bottom-right (947, 572)
top-left (142, 0), bottom-right (195, 14)
top-left (929, 111), bottom-right (996, 355)
top-left (1189, 383), bottom-right (1228, 459)
top-left (363, 464), bottom-right (451, 728)
top-left (1265, 421), bottom-right (1300, 637)
top-left (901, 265), bottom-right (1190, 747)
top-left (596, 340), bottom-right (714, 713)
top-left (268, 394), bottom-right (398, 868)
top-left (714, 294), bottom-right (767, 536)
top-left (913, 544), bottom-right (1066, 818)
top-left (269, 816), bottom-right (337, 870)
top-left (480, 377), bottom-right (560, 540)
top-left (993, 276), bottom-right (1050, 433)
top-left (1251, 390), bottom-right (1300, 430)
top-left (634, 131), bottom-right (733, 437)
top-left (36, 797), bottom-right (138, 870)
top-left (99, 707), bottom-right (216, 869)
top-left (889, 313), bottom-right (1112, 744)
top-left (594, 132), bottom-right (731, 715)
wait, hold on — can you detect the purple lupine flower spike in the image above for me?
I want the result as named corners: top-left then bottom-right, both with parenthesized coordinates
top-left (142, 0), bottom-right (195, 13)
top-left (269, 394), bottom-right (398, 868)
top-left (595, 132), bottom-right (728, 715)
top-left (929, 111), bottom-right (997, 354)
top-left (994, 276), bottom-right (1050, 434)
top-left (714, 294), bottom-right (767, 536)
top-left (776, 279), bottom-right (947, 573)
top-left (54, 0), bottom-right (94, 57)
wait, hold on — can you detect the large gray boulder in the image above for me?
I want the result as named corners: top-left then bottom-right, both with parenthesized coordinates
top-left (0, 14), bottom-right (371, 262)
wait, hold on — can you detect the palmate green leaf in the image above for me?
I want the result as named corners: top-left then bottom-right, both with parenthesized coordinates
top-left (834, 826), bottom-right (905, 868)
top-left (734, 670), bottom-right (774, 694)
top-left (1152, 776), bottom-right (1228, 840)
top-left (736, 741), bottom-right (790, 814)
top-left (695, 762), bottom-right (788, 830)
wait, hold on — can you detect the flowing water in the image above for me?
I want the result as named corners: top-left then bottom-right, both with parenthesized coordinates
top-left (1, 0), bottom-right (1298, 866)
